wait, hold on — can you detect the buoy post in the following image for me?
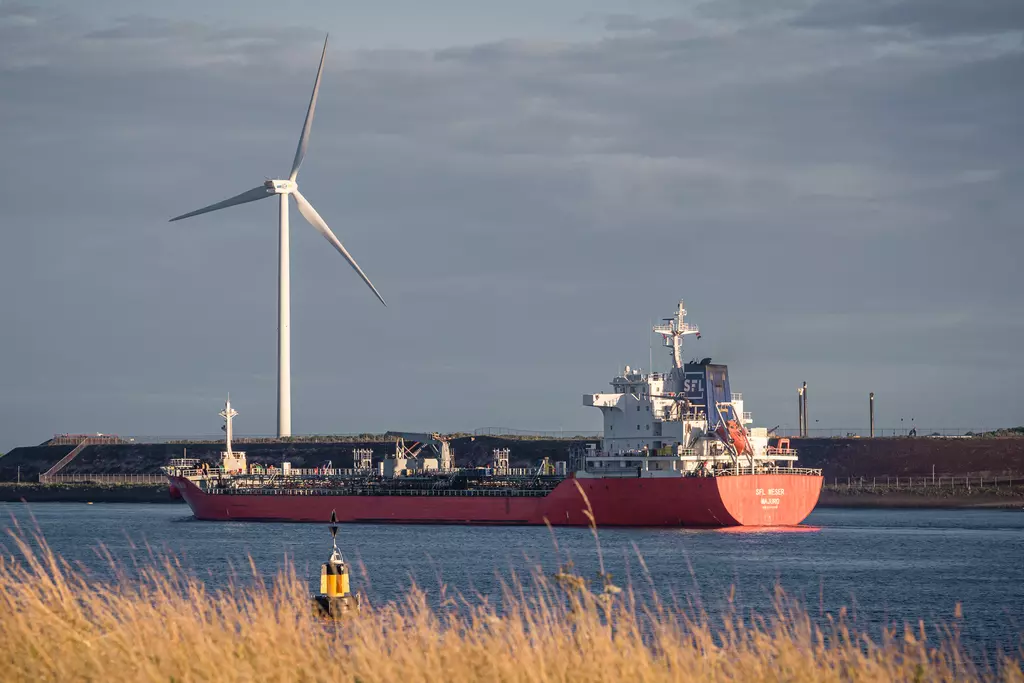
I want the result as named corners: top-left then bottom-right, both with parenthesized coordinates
top-left (311, 510), bottom-right (359, 618)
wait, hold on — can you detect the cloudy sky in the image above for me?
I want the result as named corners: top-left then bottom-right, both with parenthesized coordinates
top-left (1, 0), bottom-right (1021, 449)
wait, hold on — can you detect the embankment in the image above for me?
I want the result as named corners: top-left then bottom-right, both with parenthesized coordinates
top-left (793, 437), bottom-right (1024, 479)
top-left (0, 483), bottom-right (176, 504)
top-left (2, 436), bottom-right (1023, 509)
top-left (4, 436), bottom-right (1021, 480)
top-left (0, 445), bottom-right (76, 481)
top-left (818, 484), bottom-right (1024, 509)
top-left (0, 436), bottom-right (584, 480)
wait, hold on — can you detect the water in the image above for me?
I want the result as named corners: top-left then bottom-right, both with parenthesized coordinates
top-left (2, 503), bottom-right (1022, 655)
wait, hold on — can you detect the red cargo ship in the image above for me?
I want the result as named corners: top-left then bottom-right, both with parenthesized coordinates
top-left (169, 472), bottom-right (820, 526)
top-left (167, 300), bottom-right (822, 526)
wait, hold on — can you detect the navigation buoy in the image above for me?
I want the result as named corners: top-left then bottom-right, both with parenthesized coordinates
top-left (311, 510), bottom-right (360, 618)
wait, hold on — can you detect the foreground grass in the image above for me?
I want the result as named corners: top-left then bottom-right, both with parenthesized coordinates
top-left (1, 528), bottom-right (1021, 683)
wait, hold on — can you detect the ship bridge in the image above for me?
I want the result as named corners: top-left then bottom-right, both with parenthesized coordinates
top-left (582, 299), bottom-right (797, 477)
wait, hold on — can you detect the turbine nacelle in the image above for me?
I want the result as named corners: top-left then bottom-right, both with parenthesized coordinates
top-left (264, 179), bottom-right (296, 194)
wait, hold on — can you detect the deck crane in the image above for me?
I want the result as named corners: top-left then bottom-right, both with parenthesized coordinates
top-left (385, 431), bottom-right (455, 471)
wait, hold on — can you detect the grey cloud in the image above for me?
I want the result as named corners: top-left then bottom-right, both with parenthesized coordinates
top-left (1, 2), bottom-right (1022, 449)
top-left (0, 10), bottom-right (326, 74)
top-left (604, 14), bottom-right (658, 32)
top-left (795, 0), bottom-right (1024, 37)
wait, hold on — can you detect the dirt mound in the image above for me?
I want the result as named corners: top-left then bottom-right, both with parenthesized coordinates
top-left (794, 437), bottom-right (1024, 478)
top-left (0, 446), bottom-right (76, 481)
top-left (3, 436), bottom-right (1021, 482)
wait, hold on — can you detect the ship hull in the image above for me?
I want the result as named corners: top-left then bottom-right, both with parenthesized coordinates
top-left (170, 474), bottom-right (821, 527)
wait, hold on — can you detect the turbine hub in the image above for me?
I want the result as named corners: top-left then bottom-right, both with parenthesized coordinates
top-left (265, 179), bottom-right (296, 194)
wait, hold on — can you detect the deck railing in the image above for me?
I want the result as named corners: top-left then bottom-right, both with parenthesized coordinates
top-left (205, 487), bottom-right (554, 497)
top-left (38, 473), bottom-right (167, 484)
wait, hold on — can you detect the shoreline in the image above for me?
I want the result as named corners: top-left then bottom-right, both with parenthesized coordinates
top-left (818, 487), bottom-right (1024, 510)
top-left (2, 482), bottom-right (1022, 511)
top-left (0, 483), bottom-right (180, 504)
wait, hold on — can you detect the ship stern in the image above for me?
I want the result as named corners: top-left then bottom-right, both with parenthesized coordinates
top-left (714, 473), bottom-right (823, 526)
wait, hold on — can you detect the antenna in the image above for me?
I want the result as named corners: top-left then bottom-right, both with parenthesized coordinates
top-left (652, 300), bottom-right (699, 370)
top-left (219, 396), bottom-right (239, 456)
top-left (649, 319), bottom-right (653, 374)
top-left (329, 509), bottom-right (340, 556)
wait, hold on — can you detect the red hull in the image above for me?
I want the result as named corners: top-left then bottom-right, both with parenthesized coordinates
top-left (171, 474), bottom-right (822, 527)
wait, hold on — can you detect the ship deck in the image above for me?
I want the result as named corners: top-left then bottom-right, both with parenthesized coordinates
top-left (192, 467), bottom-right (822, 498)
top-left (199, 472), bottom-right (567, 497)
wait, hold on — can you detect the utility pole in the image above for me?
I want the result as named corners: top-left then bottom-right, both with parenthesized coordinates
top-left (797, 386), bottom-right (804, 437)
top-left (869, 392), bottom-right (875, 438)
top-left (802, 382), bottom-right (808, 437)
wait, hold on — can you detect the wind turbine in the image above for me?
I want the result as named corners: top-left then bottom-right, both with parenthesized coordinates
top-left (170, 35), bottom-right (385, 438)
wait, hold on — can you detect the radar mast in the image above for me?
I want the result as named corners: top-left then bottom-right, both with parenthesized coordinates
top-left (652, 300), bottom-right (700, 369)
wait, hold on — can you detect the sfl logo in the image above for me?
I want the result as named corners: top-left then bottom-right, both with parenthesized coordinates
top-left (683, 374), bottom-right (704, 397)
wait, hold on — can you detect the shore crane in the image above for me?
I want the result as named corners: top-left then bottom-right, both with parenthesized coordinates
top-left (385, 431), bottom-right (455, 471)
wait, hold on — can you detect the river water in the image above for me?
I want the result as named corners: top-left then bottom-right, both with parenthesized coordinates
top-left (2, 503), bottom-right (1021, 655)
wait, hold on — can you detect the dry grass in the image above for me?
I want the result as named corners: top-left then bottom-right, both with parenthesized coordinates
top-left (1, 522), bottom-right (1021, 683)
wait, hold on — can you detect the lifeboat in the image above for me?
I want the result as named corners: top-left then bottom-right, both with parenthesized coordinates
top-left (716, 419), bottom-right (751, 455)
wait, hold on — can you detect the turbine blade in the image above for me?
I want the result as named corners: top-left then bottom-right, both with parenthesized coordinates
top-left (169, 186), bottom-right (272, 222)
top-left (292, 189), bottom-right (387, 307)
top-left (289, 35), bottom-right (329, 181)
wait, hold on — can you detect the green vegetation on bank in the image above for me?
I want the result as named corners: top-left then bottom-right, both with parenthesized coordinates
top-left (978, 427), bottom-right (1024, 438)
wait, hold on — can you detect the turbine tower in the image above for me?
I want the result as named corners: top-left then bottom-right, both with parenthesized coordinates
top-left (170, 36), bottom-right (385, 438)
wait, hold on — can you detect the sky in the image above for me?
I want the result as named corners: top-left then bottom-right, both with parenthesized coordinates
top-left (1, 0), bottom-right (1022, 449)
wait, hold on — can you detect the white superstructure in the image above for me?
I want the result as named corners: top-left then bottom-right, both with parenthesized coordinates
top-left (219, 396), bottom-right (247, 474)
top-left (580, 300), bottom-right (798, 477)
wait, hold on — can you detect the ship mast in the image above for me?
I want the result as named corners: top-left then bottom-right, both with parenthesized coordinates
top-left (219, 396), bottom-right (238, 456)
top-left (652, 300), bottom-right (700, 369)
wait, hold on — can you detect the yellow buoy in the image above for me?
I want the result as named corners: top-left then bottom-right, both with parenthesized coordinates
top-left (311, 510), bottom-right (359, 618)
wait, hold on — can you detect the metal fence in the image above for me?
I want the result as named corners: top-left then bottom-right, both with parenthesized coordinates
top-left (826, 474), bottom-right (1022, 490)
top-left (41, 427), bottom-right (1015, 446)
top-left (95, 430), bottom-right (603, 444)
top-left (38, 473), bottom-right (167, 484)
top-left (778, 428), bottom-right (990, 438)
top-left (471, 428), bottom-right (602, 439)
top-left (95, 434), bottom-right (398, 445)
